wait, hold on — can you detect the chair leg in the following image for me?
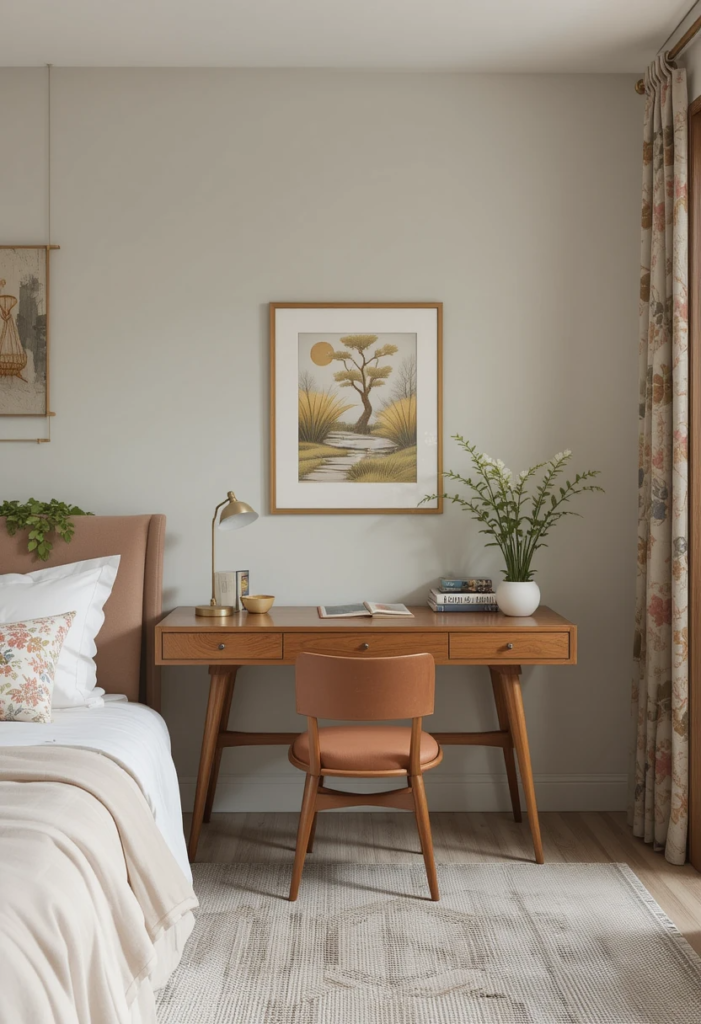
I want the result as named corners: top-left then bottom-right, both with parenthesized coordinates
top-left (289, 774), bottom-right (319, 901)
top-left (307, 812), bottom-right (318, 853)
top-left (411, 774), bottom-right (439, 901)
top-left (408, 777), bottom-right (423, 852)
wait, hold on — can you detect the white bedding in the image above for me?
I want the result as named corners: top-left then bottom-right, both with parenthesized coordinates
top-left (0, 696), bottom-right (190, 881)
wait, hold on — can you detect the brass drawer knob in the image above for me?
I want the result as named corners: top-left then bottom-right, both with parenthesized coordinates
top-left (360, 643), bottom-right (370, 650)
top-left (218, 643), bottom-right (226, 651)
top-left (506, 643), bottom-right (514, 650)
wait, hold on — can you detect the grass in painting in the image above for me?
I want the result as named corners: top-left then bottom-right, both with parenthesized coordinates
top-left (374, 396), bottom-right (417, 448)
top-left (298, 389), bottom-right (354, 445)
top-left (346, 446), bottom-right (417, 483)
top-left (299, 442), bottom-right (349, 479)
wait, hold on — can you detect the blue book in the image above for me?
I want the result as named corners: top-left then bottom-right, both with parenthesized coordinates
top-left (440, 577), bottom-right (493, 593)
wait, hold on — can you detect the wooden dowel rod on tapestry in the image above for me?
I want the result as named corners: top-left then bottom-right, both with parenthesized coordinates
top-left (636, 11), bottom-right (701, 93)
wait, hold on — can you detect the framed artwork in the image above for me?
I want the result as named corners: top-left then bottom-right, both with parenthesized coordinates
top-left (270, 302), bottom-right (442, 514)
top-left (0, 247), bottom-right (50, 416)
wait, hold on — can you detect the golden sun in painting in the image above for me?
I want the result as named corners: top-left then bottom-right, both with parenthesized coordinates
top-left (310, 341), bottom-right (334, 366)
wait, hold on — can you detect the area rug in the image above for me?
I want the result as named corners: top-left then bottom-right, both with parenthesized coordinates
top-left (156, 862), bottom-right (701, 1023)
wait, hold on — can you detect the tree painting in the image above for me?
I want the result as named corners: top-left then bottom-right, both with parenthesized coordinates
top-left (331, 335), bottom-right (398, 433)
top-left (298, 331), bottom-right (417, 484)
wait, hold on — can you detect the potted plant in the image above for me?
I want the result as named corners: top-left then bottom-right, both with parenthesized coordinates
top-left (426, 438), bottom-right (603, 616)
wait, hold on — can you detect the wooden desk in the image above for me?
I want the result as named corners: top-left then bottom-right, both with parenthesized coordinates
top-left (156, 605), bottom-right (576, 862)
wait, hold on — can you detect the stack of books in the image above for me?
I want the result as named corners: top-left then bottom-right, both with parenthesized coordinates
top-left (428, 577), bottom-right (498, 613)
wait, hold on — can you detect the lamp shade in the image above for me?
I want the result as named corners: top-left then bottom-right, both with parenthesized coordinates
top-left (218, 491), bottom-right (258, 531)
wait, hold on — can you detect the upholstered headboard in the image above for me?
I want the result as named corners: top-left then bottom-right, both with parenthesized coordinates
top-left (0, 515), bottom-right (165, 708)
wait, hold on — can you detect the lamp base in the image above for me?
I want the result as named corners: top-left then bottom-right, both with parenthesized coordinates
top-left (195, 604), bottom-right (235, 617)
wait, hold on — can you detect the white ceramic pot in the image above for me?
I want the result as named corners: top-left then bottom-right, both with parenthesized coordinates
top-left (495, 581), bottom-right (541, 617)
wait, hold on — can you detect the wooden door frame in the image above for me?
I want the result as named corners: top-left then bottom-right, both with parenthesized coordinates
top-left (689, 96), bottom-right (701, 869)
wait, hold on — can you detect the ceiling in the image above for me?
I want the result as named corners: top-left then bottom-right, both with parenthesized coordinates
top-left (0, 0), bottom-right (693, 71)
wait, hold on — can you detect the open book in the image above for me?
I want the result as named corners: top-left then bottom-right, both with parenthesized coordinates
top-left (318, 602), bottom-right (413, 619)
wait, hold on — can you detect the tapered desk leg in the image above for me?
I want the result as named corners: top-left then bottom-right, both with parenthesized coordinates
top-left (489, 667), bottom-right (522, 823)
top-left (204, 668), bottom-right (238, 823)
top-left (188, 667), bottom-right (231, 862)
top-left (493, 665), bottom-right (544, 864)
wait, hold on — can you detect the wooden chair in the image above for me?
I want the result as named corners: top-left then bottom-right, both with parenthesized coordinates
top-left (287, 651), bottom-right (443, 901)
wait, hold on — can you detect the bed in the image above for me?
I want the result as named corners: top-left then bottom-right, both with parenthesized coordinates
top-left (0, 515), bottom-right (196, 1024)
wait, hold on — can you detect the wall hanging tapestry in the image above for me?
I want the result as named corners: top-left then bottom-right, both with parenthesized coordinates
top-left (0, 246), bottom-right (51, 417)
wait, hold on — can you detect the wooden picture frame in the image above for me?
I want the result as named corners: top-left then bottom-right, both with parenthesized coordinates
top-left (0, 246), bottom-right (51, 417)
top-left (270, 302), bottom-right (442, 515)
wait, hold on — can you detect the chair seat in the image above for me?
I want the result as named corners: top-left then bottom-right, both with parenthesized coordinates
top-left (291, 725), bottom-right (441, 773)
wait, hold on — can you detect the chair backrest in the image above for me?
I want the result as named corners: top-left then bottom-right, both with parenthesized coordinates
top-left (295, 651), bottom-right (435, 721)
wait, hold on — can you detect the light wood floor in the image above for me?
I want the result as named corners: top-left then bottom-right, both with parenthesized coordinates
top-left (185, 810), bottom-right (701, 955)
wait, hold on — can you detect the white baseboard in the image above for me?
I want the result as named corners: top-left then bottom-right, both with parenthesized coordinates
top-left (180, 772), bottom-right (627, 814)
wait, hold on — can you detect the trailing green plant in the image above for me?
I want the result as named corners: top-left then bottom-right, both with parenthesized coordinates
top-left (423, 437), bottom-right (603, 581)
top-left (0, 498), bottom-right (93, 561)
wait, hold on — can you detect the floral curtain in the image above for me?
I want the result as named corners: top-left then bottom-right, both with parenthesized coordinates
top-left (630, 55), bottom-right (689, 865)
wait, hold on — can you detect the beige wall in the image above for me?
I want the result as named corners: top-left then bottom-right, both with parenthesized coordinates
top-left (0, 69), bottom-right (641, 811)
top-left (680, 36), bottom-right (701, 99)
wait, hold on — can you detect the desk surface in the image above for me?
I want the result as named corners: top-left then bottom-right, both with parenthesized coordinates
top-left (158, 605), bottom-right (573, 632)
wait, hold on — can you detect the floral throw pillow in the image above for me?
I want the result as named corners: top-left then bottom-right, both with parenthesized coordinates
top-left (0, 612), bottom-right (76, 724)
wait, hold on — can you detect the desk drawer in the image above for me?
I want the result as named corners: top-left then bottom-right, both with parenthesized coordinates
top-left (284, 632), bottom-right (448, 660)
top-left (450, 631), bottom-right (570, 661)
top-left (161, 632), bottom-right (283, 661)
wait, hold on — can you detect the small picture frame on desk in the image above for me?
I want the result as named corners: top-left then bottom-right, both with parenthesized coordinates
top-left (236, 569), bottom-right (249, 611)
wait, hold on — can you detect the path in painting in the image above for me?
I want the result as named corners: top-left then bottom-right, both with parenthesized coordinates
top-left (302, 431), bottom-right (397, 482)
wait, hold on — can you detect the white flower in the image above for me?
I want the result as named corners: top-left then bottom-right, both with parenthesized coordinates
top-left (496, 459), bottom-right (505, 469)
top-left (519, 470), bottom-right (528, 479)
top-left (563, 449), bottom-right (572, 457)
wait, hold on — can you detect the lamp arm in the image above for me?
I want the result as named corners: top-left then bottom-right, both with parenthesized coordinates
top-left (210, 498), bottom-right (230, 606)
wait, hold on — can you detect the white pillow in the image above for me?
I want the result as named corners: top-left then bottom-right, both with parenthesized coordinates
top-left (0, 555), bottom-right (120, 708)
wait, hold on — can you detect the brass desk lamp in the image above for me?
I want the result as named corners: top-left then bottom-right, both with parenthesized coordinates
top-left (196, 491), bottom-right (258, 617)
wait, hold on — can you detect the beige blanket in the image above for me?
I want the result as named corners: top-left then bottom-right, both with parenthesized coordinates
top-left (0, 746), bottom-right (198, 1024)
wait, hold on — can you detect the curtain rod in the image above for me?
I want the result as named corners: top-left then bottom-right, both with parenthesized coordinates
top-left (636, 10), bottom-right (701, 92)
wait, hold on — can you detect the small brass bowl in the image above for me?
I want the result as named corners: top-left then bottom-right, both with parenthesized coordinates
top-left (242, 594), bottom-right (275, 614)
